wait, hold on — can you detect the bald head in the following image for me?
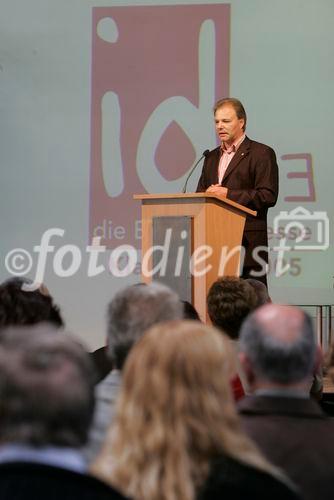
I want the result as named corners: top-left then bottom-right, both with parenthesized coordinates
top-left (239, 304), bottom-right (316, 385)
top-left (255, 304), bottom-right (306, 343)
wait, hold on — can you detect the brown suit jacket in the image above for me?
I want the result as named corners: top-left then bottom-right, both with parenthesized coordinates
top-left (196, 136), bottom-right (279, 271)
top-left (238, 395), bottom-right (334, 500)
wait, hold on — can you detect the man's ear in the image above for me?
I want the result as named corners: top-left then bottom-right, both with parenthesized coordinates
top-left (238, 352), bottom-right (255, 385)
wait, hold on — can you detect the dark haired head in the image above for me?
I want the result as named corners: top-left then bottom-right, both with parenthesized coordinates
top-left (0, 277), bottom-right (64, 329)
top-left (244, 278), bottom-right (271, 307)
top-left (207, 277), bottom-right (257, 340)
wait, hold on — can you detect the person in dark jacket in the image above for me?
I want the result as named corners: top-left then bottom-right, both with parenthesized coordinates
top-left (238, 303), bottom-right (334, 500)
top-left (196, 97), bottom-right (279, 285)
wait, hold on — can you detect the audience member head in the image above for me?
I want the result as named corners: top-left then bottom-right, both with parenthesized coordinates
top-left (239, 304), bottom-right (317, 390)
top-left (181, 300), bottom-right (201, 321)
top-left (0, 325), bottom-right (95, 447)
top-left (107, 282), bottom-right (183, 370)
top-left (207, 277), bottom-right (257, 339)
top-left (93, 321), bottom-right (278, 500)
top-left (244, 278), bottom-right (271, 307)
top-left (0, 277), bottom-right (64, 328)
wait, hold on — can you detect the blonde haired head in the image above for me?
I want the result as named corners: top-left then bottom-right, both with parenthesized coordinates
top-left (93, 321), bottom-right (278, 500)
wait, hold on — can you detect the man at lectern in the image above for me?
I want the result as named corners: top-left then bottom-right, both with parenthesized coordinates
top-left (196, 98), bottom-right (278, 286)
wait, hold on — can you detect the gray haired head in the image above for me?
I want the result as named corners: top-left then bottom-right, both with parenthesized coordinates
top-left (0, 325), bottom-right (95, 447)
top-left (239, 304), bottom-right (316, 384)
top-left (107, 282), bottom-right (183, 370)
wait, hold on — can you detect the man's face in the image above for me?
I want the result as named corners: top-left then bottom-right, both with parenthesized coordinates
top-left (215, 104), bottom-right (244, 147)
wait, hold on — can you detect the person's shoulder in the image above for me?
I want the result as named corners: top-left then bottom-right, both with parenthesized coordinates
top-left (206, 146), bottom-right (221, 158)
top-left (199, 454), bottom-right (300, 500)
top-left (246, 137), bottom-right (276, 156)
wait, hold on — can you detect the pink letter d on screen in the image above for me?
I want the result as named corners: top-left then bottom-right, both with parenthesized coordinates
top-left (90, 4), bottom-right (230, 247)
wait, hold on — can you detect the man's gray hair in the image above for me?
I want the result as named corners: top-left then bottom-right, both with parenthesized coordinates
top-left (0, 325), bottom-right (95, 446)
top-left (107, 283), bottom-right (183, 369)
top-left (239, 309), bottom-right (316, 384)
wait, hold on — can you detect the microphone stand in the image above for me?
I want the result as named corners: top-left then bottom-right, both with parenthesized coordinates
top-left (182, 150), bottom-right (210, 193)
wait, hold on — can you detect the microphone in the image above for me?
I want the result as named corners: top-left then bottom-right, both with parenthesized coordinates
top-left (182, 149), bottom-right (210, 193)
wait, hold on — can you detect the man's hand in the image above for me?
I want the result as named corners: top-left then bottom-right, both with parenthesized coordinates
top-left (206, 184), bottom-right (228, 196)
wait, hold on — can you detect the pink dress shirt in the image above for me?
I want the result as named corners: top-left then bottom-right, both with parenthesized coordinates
top-left (218, 134), bottom-right (246, 184)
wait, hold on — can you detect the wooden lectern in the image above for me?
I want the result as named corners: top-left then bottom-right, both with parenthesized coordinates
top-left (134, 193), bottom-right (256, 322)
